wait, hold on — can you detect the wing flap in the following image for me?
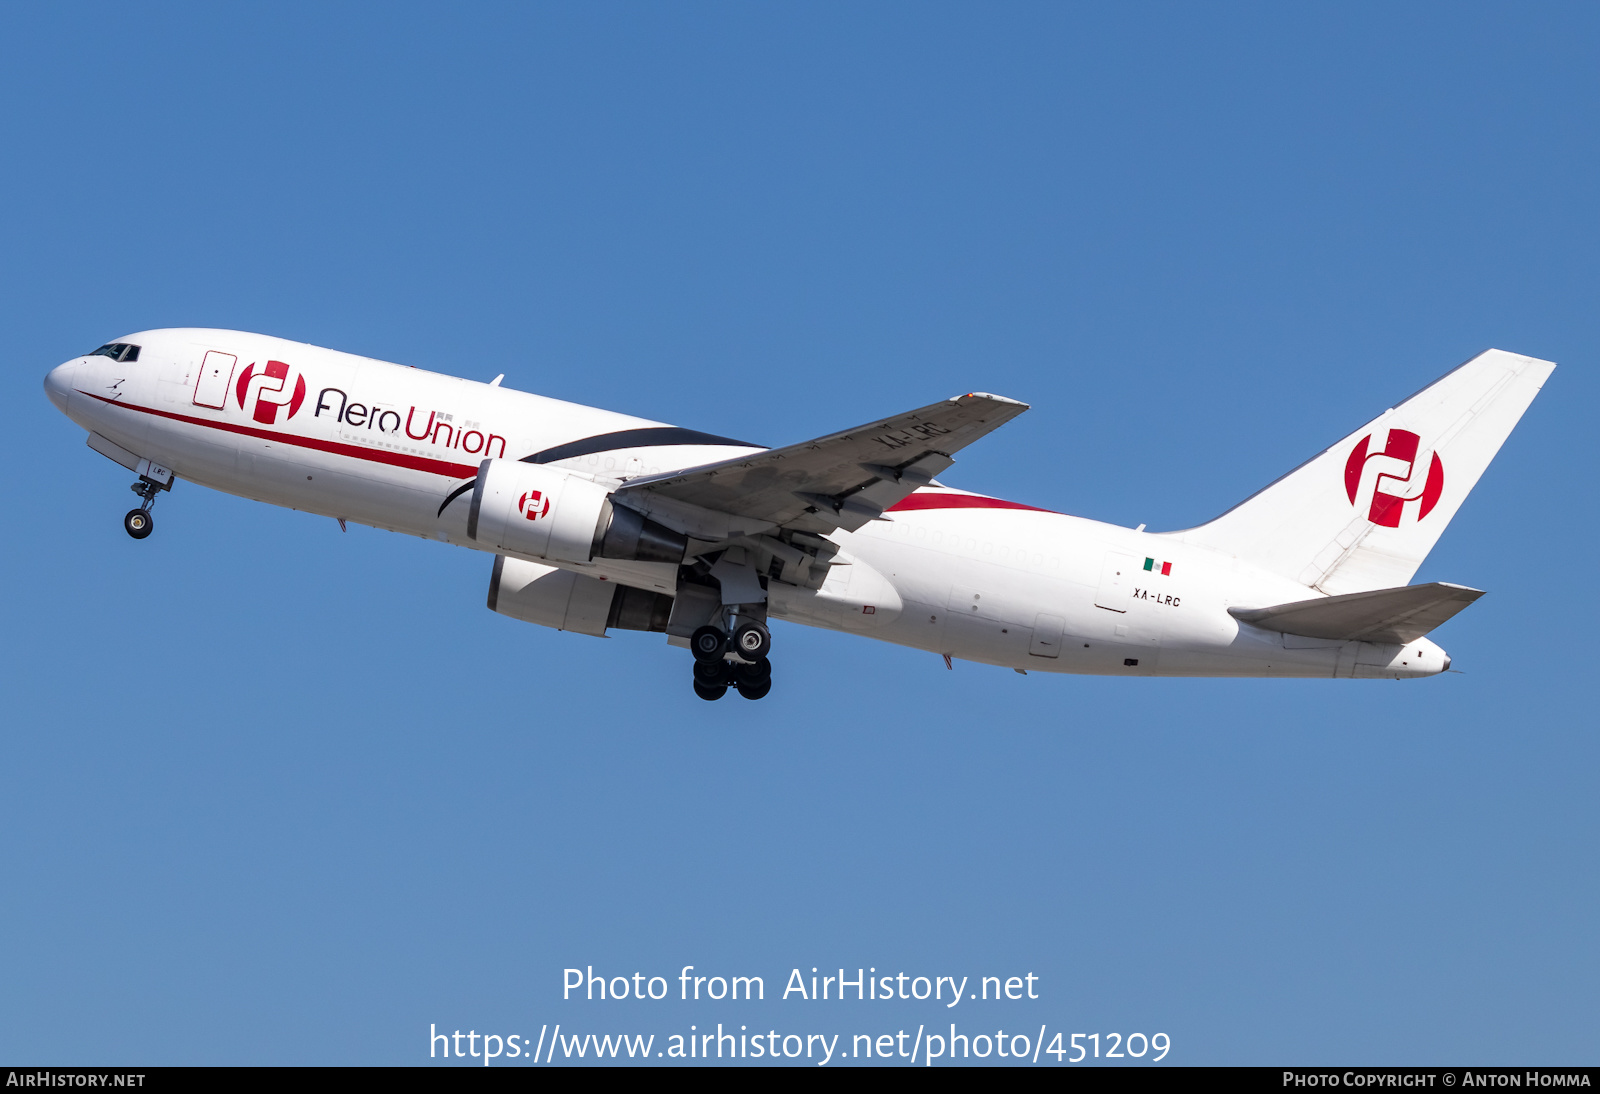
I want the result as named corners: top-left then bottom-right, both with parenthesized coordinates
top-left (614, 393), bottom-right (1027, 534)
top-left (1228, 582), bottom-right (1485, 643)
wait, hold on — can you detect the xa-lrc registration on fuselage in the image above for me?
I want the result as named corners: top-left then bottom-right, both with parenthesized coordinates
top-left (43, 332), bottom-right (1553, 700)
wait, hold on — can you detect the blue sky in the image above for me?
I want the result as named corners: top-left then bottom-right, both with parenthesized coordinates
top-left (1, 2), bottom-right (1594, 1066)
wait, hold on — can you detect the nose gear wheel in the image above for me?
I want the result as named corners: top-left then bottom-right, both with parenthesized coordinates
top-left (123, 509), bottom-right (153, 539)
top-left (123, 476), bottom-right (167, 539)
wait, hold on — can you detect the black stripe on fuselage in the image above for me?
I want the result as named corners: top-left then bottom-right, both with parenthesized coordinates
top-left (435, 426), bottom-right (758, 517)
top-left (520, 426), bottom-right (755, 466)
top-left (437, 479), bottom-right (479, 517)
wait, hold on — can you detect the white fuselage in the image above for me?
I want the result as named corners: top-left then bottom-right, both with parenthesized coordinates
top-left (44, 329), bottom-right (1449, 679)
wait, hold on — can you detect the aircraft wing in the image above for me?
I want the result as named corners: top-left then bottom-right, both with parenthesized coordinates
top-left (613, 392), bottom-right (1029, 536)
top-left (1229, 582), bottom-right (1485, 644)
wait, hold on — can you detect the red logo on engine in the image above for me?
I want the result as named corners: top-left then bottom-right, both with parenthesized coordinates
top-left (235, 360), bottom-right (307, 425)
top-left (1344, 428), bottom-right (1445, 528)
top-left (518, 490), bottom-right (550, 521)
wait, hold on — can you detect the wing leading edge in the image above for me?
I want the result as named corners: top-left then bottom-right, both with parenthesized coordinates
top-left (613, 392), bottom-right (1029, 537)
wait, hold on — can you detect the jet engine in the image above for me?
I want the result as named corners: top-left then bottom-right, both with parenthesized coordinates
top-left (467, 458), bottom-right (687, 564)
top-left (488, 555), bottom-right (674, 636)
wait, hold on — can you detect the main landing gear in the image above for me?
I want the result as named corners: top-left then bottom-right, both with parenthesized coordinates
top-left (690, 621), bottom-right (773, 701)
top-left (123, 477), bottom-right (164, 540)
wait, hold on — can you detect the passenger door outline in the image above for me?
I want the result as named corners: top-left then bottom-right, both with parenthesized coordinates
top-left (193, 351), bottom-right (237, 410)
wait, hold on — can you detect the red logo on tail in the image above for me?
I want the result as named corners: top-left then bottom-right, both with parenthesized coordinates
top-left (235, 360), bottom-right (307, 425)
top-left (1344, 429), bottom-right (1445, 527)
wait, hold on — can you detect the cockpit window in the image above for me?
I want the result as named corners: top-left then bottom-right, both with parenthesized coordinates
top-left (88, 343), bottom-right (141, 362)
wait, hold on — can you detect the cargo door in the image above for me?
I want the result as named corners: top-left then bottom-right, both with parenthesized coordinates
top-left (193, 351), bottom-right (237, 409)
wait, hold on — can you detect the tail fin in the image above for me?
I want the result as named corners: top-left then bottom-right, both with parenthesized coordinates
top-left (1172, 349), bottom-right (1555, 594)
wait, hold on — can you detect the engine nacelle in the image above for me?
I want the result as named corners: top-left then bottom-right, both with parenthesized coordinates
top-left (488, 556), bottom-right (674, 636)
top-left (467, 459), bottom-right (687, 564)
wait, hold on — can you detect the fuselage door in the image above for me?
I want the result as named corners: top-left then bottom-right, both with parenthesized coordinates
top-left (1094, 551), bottom-right (1137, 612)
top-left (1029, 612), bottom-right (1065, 657)
top-left (193, 351), bottom-right (237, 409)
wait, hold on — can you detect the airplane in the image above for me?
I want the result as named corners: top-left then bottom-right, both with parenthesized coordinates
top-left (43, 331), bottom-right (1553, 701)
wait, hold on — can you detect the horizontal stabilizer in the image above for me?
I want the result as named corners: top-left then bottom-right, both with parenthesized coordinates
top-left (1229, 582), bottom-right (1485, 644)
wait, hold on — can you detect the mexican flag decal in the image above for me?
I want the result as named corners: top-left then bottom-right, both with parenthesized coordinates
top-left (1143, 557), bottom-right (1173, 576)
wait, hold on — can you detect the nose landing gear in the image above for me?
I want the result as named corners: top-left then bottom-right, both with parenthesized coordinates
top-left (123, 508), bottom-right (153, 539)
top-left (123, 475), bottom-right (168, 540)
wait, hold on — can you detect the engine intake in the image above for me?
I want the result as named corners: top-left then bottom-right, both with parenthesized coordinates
top-left (467, 458), bottom-right (686, 564)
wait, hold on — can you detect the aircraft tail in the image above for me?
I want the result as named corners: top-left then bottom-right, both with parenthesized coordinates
top-left (1171, 349), bottom-right (1555, 595)
top-left (1228, 581), bottom-right (1484, 644)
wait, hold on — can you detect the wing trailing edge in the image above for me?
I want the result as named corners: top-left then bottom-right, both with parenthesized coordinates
top-left (615, 392), bottom-right (1029, 536)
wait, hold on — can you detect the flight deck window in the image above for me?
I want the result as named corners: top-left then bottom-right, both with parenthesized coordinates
top-left (87, 343), bottom-right (140, 362)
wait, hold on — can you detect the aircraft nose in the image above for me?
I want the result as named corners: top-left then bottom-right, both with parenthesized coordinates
top-left (43, 360), bottom-right (78, 414)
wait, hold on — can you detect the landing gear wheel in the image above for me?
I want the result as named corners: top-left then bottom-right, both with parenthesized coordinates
top-left (692, 681), bottom-right (728, 701)
top-left (690, 626), bottom-right (728, 663)
top-left (733, 656), bottom-right (772, 700)
top-left (693, 660), bottom-right (733, 687)
top-left (124, 509), bottom-right (154, 539)
top-left (735, 677), bottom-right (772, 701)
top-left (732, 621), bottom-right (772, 661)
top-left (731, 657), bottom-right (770, 687)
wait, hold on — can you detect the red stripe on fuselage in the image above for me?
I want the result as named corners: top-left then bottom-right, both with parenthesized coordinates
top-left (887, 491), bottom-right (1052, 514)
top-left (80, 394), bottom-right (1056, 512)
top-left (78, 391), bottom-right (480, 479)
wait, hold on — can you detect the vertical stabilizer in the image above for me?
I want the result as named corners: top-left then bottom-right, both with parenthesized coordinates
top-left (1171, 349), bottom-right (1554, 594)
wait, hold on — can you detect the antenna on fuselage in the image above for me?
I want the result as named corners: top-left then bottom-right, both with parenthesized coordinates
top-left (489, 374), bottom-right (504, 387)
